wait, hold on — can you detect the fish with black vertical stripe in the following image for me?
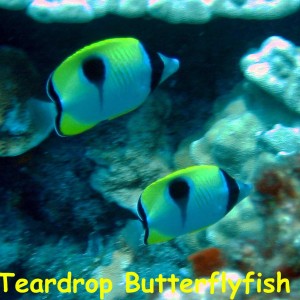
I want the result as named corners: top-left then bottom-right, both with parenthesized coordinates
top-left (137, 165), bottom-right (252, 244)
top-left (46, 37), bottom-right (179, 136)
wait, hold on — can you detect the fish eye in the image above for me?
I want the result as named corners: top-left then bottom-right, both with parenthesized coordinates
top-left (168, 178), bottom-right (190, 201)
top-left (82, 56), bottom-right (105, 83)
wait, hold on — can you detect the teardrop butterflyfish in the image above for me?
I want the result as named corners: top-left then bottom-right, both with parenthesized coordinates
top-left (46, 37), bottom-right (179, 136)
top-left (137, 165), bottom-right (252, 244)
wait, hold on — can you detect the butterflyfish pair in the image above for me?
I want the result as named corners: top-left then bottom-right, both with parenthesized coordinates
top-left (137, 165), bottom-right (252, 244)
top-left (47, 37), bottom-right (179, 136)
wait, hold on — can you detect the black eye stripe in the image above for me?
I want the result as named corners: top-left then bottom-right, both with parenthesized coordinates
top-left (82, 57), bottom-right (105, 84)
top-left (168, 177), bottom-right (189, 226)
top-left (168, 178), bottom-right (190, 201)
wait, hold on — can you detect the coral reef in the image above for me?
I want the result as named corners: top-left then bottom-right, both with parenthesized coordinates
top-left (207, 154), bottom-right (300, 289)
top-left (178, 36), bottom-right (300, 181)
top-left (149, 269), bottom-right (247, 300)
top-left (169, 37), bottom-right (300, 299)
top-left (0, 211), bottom-right (26, 270)
top-left (0, 0), bottom-right (299, 23)
top-left (241, 36), bottom-right (300, 114)
top-left (0, 46), bottom-right (55, 157)
top-left (0, 0), bottom-right (30, 10)
top-left (206, 195), bottom-right (264, 271)
top-left (1, 3), bottom-right (300, 299)
top-left (166, 153), bottom-right (299, 300)
top-left (0, 85), bottom-right (198, 300)
top-left (188, 247), bottom-right (226, 277)
top-left (91, 248), bottom-right (133, 300)
top-left (187, 82), bottom-right (300, 180)
top-left (88, 91), bottom-right (174, 211)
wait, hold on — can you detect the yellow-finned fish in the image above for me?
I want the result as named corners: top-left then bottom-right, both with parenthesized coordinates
top-left (46, 37), bottom-right (179, 136)
top-left (137, 166), bottom-right (252, 244)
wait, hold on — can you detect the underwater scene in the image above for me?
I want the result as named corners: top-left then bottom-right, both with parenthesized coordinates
top-left (0, 0), bottom-right (300, 299)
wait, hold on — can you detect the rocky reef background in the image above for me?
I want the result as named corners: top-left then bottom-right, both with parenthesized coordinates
top-left (0, 5), bottom-right (300, 300)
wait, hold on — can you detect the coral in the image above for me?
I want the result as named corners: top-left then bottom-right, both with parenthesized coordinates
top-left (241, 36), bottom-right (300, 114)
top-left (0, 10), bottom-right (299, 300)
top-left (87, 91), bottom-right (173, 210)
top-left (151, 269), bottom-right (246, 300)
top-left (174, 133), bottom-right (203, 169)
top-left (91, 248), bottom-right (133, 300)
top-left (206, 197), bottom-right (264, 271)
top-left (0, 0), bottom-right (31, 10)
top-left (251, 154), bottom-right (300, 278)
top-left (28, 0), bottom-right (95, 23)
top-left (213, 0), bottom-right (300, 20)
top-left (171, 38), bottom-right (300, 289)
top-left (0, 211), bottom-right (27, 270)
top-left (146, 0), bottom-right (214, 24)
top-left (0, 46), bottom-right (55, 156)
top-left (176, 36), bottom-right (300, 181)
top-left (0, 0), bottom-right (299, 23)
top-left (196, 270), bottom-right (245, 300)
top-left (205, 153), bottom-right (300, 287)
top-left (257, 124), bottom-right (300, 156)
top-left (255, 168), bottom-right (297, 201)
top-left (188, 247), bottom-right (226, 277)
top-left (150, 288), bottom-right (200, 300)
top-left (190, 107), bottom-right (263, 179)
